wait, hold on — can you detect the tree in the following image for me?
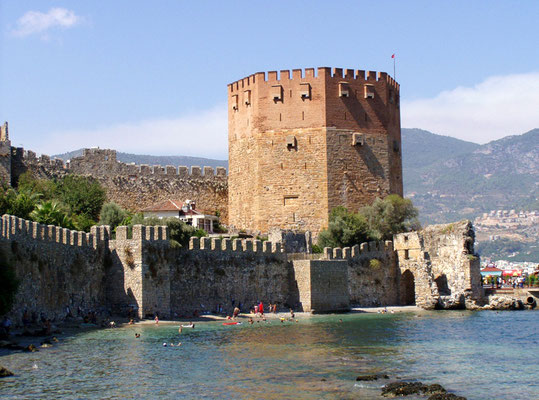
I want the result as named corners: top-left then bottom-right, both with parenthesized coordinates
top-left (30, 200), bottom-right (74, 229)
top-left (16, 171), bottom-right (57, 201)
top-left (0, 188), bottom-right (40, 220)
top-left (361, 195), bottom-right (420, 240)
top-left (55, 175), bottom-right (106, 221)
top-left (317, 196), bottom-right (420, 248)
top-left (317, 206), bottom-right (370, 248)
top-left (99, 202), bottom-right (127, 230)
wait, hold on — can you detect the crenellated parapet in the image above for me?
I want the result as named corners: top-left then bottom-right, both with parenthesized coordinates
top-left (229, 67), bottom-right (399, 96)
top-left (0, 214), bottom-right (109, 248)
top-left (187, 236), bottom-right (284, 257)
top-left (321, 240), bottom-right (394, 260)
top-left (20, 147), bottom-right (228, 180)
top-left (114, 225), bottom-right (170, 242)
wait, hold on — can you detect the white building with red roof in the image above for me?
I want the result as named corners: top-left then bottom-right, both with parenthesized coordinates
top-left (142, 199), bottom-right (218, 233)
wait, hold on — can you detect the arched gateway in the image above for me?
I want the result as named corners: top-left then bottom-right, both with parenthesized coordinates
top-left (400, 270), bottom-right (415, 305)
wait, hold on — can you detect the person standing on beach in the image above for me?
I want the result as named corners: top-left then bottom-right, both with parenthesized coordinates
top-left (259, 301), bottom-right (264, 316)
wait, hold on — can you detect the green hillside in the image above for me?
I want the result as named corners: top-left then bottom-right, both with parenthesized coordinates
top-left (402, 128), bottom-right (539, 225)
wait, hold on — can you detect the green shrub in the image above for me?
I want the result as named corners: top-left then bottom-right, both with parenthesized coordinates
top-left (311, 244), bottom-right (323, 254)
top-left (56, 175), bottom-right (106, 221)
top-left (99, 202), bottom-right (127, 230)
top-left (317, 195), bottom-right (420, 249)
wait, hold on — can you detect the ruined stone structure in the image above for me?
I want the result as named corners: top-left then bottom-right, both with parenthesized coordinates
top-left (2, 214), bottom-right (484, 326)
top-left (394, 220), bottom-right (484, 309)
top-left (5, 146), bottom-right (228, 222)
top-left (228, 67), bottom-right (402, 235)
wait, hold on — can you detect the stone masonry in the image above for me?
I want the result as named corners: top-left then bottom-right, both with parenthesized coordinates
top-left (1, 214), bottom-right (485, 325)
top-left (228, 67), bottom-right (402, 235)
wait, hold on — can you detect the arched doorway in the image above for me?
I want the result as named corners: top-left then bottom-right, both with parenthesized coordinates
top-left (400, 270), bottom-right (415, 305)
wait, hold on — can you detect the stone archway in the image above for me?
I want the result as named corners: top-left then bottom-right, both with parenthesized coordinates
top-left (400, 270), bottom-right (416, 305)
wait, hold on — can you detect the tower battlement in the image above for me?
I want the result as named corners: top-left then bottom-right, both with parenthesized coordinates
top-left (228, 67), bottom-right (399, 93)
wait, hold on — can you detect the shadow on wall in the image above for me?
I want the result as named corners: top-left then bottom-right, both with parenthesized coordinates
top-left (435, 274), bottom-right (451, 296)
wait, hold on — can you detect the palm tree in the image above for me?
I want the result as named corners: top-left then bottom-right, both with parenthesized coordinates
top-left (30, 200), bottom-right (74, 229)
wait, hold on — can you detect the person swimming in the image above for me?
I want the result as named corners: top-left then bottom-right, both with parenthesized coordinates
top-left (135, 333), bottom-right (140, 338)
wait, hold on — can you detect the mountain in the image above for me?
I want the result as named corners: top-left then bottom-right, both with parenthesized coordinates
top-left (53, 149), bottom-right (228, 170)
top-left (402, 128), bottom-right (539, 224)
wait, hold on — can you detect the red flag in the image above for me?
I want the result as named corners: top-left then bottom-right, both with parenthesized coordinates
top-left (391, 54), bottom-right (395, 58)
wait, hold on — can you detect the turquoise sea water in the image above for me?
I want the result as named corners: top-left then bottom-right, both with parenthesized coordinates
top-left (1, 310), bottom-right (538, 399)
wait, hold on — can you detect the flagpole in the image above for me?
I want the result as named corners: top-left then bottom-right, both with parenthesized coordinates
top-left (393, 54), bottom-right (396, 81)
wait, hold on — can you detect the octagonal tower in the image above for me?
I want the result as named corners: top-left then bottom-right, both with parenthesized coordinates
top-left (228, 67), bottom-right (402, 235)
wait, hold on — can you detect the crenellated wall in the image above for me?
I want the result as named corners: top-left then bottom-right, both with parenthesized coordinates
top-left (1, 214), bottom-right (485, 325)
top-left (0, 215), bottom-right (110, 326)
top-left (10, 147), bottom-right (229, 222)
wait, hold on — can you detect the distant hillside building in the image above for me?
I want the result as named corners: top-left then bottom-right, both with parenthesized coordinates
top-left (227, 67), bottom-right (403, 235)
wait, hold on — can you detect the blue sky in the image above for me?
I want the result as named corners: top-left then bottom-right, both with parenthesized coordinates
top-left (1, 1), bottom-right (539, 158)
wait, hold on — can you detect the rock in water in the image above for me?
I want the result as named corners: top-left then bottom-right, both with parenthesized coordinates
top-left (425, 384), bottom-right (447, 394)
top-left (428, 394), bottom-right (467, 400)
top-left (381, 381), bottom-right (447, 397)
top-left (0, 366), bottom-right (14, 377)
top-left (356, 374), bottom-right (390, 381)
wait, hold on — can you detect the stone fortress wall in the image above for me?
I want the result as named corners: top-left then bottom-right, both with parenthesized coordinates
top-left (2, 213), bottom-right (484, 326)
top-left (228, 67), bottom-right (402, 235)
top-left (9, 146), bottom-right (229, 222)
top-left (0, 215), bottom-right (111, 326)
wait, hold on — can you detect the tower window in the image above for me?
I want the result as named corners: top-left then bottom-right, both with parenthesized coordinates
top-left (272, 85), bottom-right (283, 101)
top-left (300, 83), bottom-right (311, 99)
top-left (232, 95), bottom-right (239, 110)
top-left (352, 133), bottom-right (365, 146)
top-left (243, 90), bottom-right (251, 105)
top-left (286, 135), bottom-right (297, 150)
top-left (364, 84), bottom-right (375, 99)
top-left (339, 82), bottom-right (349, 97)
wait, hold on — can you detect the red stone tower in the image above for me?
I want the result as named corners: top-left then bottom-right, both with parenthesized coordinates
top-left (228, 67), bottom-right (402, 235)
